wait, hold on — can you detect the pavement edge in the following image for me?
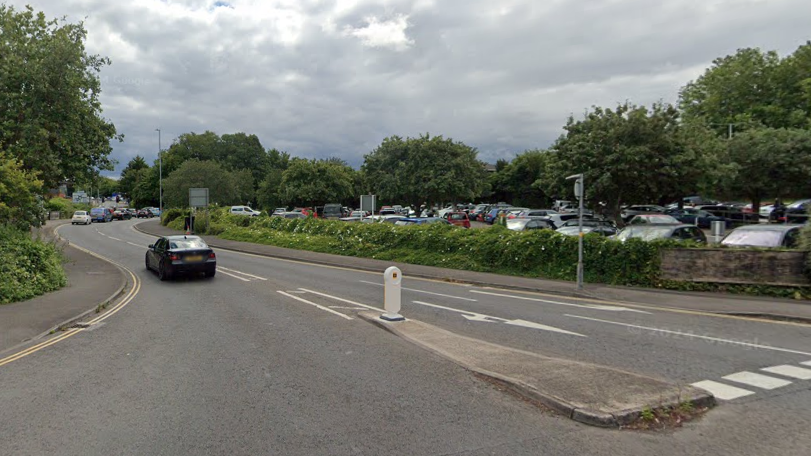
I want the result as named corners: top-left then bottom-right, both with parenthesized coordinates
top-left (357, 311), bottom-right (716, 428)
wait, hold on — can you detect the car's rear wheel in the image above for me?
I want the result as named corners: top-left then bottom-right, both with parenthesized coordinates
top-left (158, 261), bottom-right (169, 281)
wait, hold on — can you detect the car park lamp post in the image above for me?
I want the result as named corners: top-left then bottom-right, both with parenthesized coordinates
top-left (156, 128), bottom-right (162, 213)
top-left (566, 173), bottom-right (585, 290)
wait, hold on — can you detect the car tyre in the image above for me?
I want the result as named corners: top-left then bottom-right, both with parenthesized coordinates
top-left (158, 260), bottom-right (169, 281)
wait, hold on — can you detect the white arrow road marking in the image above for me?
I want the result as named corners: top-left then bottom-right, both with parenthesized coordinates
top-left (566, 314), bottom-right (811, 356)
top-left (219, 267), bottom-right (267, 281)
top-left (470, 290), bottom-right (650, 313)
top-left (359, 280), bottom-right (477, 301)
top-left (277, 291), bottom-right (353, 320)
top-left (413, 300), bottom-right (586, 337)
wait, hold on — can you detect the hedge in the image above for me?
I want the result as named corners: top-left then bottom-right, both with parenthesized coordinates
top-left (0, 225), bottom-right (67, 304)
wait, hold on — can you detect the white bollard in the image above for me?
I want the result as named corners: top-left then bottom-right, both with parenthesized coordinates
top-left (381, 266), bottom-right (405, 321)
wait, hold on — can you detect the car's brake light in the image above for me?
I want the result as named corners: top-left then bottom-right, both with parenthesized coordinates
top-left (208, 252), bottom-right (216, 259)
top-left (169, 254), bottom-right (179, 261)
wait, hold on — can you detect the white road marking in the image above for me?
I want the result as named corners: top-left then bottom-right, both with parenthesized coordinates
top-left (691, 380), bottom-right (755, 401)
top-left (802, 361), bottom-right (811, 367)
top-left (298, 288), bottom-right (382, 312)
top-left (218, 267), bottom-right (267, 281)
top-left (359, 280), bottom-right (477, 301)
top-left (126, 242), bottom-right (142, 247)
top-left (277, 291), bottom-right (353, 320)
top-left (471, 290), bottom-right (650, 314)
top-left (722, 371), bottom-right (793, 390)
top-left (108, 236), bottom-right (122, 241)
top-left (761, 365), bottom-right (811, 380)
top-left (413, 300), bottom-right (586, 337)
top-left (565, 314), bottom-right (811, 356)
top-left (218, 270), bottom-right (251, 282)
top-left (328, 306), bottom-right (370, 311)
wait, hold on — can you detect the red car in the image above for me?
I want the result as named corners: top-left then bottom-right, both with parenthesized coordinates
top-left (445, 212), bottom-right (471, 228)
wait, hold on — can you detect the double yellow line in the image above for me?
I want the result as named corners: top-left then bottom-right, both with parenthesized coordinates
top-left (0, 227), bottom-right (141, 368)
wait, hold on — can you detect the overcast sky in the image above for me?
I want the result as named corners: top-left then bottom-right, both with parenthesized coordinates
top-left (9, 0), bottom-right (811, 176)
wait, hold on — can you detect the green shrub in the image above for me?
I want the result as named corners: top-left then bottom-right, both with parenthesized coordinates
top-left (0, 225), bottom-right (67, 304)
top-left (44, 198), bottom-right (91, 218)
top-left (161, 208), bottom-right (185, 226)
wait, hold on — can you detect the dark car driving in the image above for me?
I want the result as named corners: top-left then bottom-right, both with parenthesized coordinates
top-left (145, 235), bottom-right (217, 280)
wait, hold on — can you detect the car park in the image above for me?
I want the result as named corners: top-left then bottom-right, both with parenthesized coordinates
top-left (544, 213), bottom-right (581, 229)
top-left (230, 206), bottom-right (261, 216)
top-left (615, 224), bottom-right (707, 243)
top-left (272, 207), bottom-right (287, 216)
top-left (281, 212), bottom-right (307, 219)
top-left (620, 205), bottom-right (666, 223)
top-left (71, 211), bottom-right (92, 225)
top-left (665, 208), bottom-right (728, 228)
top-left (627, 214), bottom-right (681, 225)
top-left (770, 199), bottom-right (811, 224)
top-left (517, 209), bottom-right (558, 218)
top-left (394, 217), bottom-right (453, 226)
top-left (444, 212), bottom-right (471, 228)
top-left (89, 207), bottom-right (112, 223)
top-left (721, 224), bottom-right (802, 248)
top-left (506, 218), bottom-right (555, 231)
top-left (556, 219), bottom-right (618, 236)
top-left (145, 235), bottom-right (217, 280)
top-left (698, 204), bottom-right (759, 225)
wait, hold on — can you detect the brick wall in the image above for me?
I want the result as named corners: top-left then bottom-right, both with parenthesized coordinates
top-left (661, 249), bottom-right (809, 286)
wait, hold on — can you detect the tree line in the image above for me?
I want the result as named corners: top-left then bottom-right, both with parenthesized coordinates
top-left (3, 3), bottom-right (810, 228)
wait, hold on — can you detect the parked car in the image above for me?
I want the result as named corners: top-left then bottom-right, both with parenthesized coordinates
top-left (379, 207), bottom-right (397, 216)
top-left (506, 218), bottom-right (555, 231)
top-left (71, 211), bottom-right (92, 225)
top-left (504, 208), bottom-right (530, 220)
top-left (230, 206), bottom-right (261, 216)
top-left (544, 213), bottom-right (581, 229)
top-left (112, 210), bottom-right (131, 220)
top-left (445, 212), bottom-right (471, 228)
top-left (665, 208), bottom-right (728, 228)
top-left (556, 219), bottom-right (618, 236)
top-left (272, 207), bottom-right (287, 215)
top-left (147, 207), bottom-right (162, 217)
top-left (770, 199), bottom-right (811, 224)
top-left (627, 214), bottom-right (681, 225)
top-left (615, 224), bottom-right (707, 243)
top-left (137, 208), bottom-right (153, 218)
top-left (394, 217), bottom-right (453, 226)
top-left (145, 235), bottom-right (216, 280)
top-left (698, 204), bottom-right (760, 225)
top-left (517, 209), bottom-right (559, 218)
top-left (620, 205), bottom-right (666, 223)
top-left (721, 225), bottom-right (802, 248)
top-left (759, 204), bottom-right (775, 219)
top-left (90, 207), bottom-right (112, 223)
top-left (281, 212), bottom-right (307, 219)
top-left (484, 207), bottom-right (508, 224)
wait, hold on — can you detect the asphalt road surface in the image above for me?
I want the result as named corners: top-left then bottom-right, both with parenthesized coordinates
top-left (1, 219), bottom-right (809, 455)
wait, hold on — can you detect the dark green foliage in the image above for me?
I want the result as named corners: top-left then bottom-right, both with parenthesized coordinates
top-left (0, 225), bottom-right (66, 304)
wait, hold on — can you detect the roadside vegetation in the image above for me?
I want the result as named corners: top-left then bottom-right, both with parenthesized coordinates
top-left (0, 225), bottom-right (66, 304)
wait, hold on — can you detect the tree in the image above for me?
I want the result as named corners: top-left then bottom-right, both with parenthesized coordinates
top-left (0, 5), bottom-right (121, 188)
top-left (0, 153), bottom-right (44, 230)
top-left (725, 128), bottom-right (811, 212)
top-left (162, 160), bottom-right (239, 208)
top-left (488, 150), bottom-right (550, 207)
top-left (680, 45), bottom-right (811, 134)
top-left (119, 155), bottom-right (149, 198)
top-left (278, 159), bottom-right (355, 207)
top-left (161, 131), bottom-right (221, 177)
top-left (540, 103), bottom-right (720, 222)
top-left (130, 167), bottom-right (159, 209)
top-left (361, 134), bottom-right (487, 212)
top-left (220, 133), bottom-right (268, 185)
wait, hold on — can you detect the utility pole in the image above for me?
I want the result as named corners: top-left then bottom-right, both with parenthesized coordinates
top-left (566, 173), bottom-right (585, 291)
top-left (156, 128), bottom-right (162, 212)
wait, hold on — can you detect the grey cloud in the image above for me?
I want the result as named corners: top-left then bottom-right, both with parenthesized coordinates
top-left (8, 0), bottom-right (811, 174)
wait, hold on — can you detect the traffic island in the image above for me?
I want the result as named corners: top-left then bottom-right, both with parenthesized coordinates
top-left (358, 311), bottom-right (715, 428)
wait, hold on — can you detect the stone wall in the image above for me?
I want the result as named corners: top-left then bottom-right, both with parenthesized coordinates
top-left (660, 249), bottom-right (809, 287)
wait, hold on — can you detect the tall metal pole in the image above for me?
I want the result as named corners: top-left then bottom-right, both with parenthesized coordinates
top-left (728, 123), bottom-right (733, 140)
top-left (577, 175), bottom-right (584, 290)
top-left (156, 129), bottom-right (162, 212)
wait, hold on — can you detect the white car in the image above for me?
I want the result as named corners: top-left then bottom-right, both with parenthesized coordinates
top-left (230, 206), bottom-right (261, 216)
top-left (71, 211), bottom-right (91, 225)
top-left (759, 205), bottom-right (774, 218)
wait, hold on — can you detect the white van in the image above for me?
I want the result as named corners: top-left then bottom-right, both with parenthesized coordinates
top-left (230, 206), bottom-right (261, 216)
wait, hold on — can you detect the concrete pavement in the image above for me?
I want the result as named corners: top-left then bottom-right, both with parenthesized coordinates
top-left (0, 220), bottom-right (125, 354)
top-left (135, 219), bottom-right (811, 320)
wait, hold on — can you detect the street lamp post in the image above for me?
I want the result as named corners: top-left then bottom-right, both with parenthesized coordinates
top-left (156, 129), bottom-right (162, 212)
top-left (566, 173), bottom-right (585, 290)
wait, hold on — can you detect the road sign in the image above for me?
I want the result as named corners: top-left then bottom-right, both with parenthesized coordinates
top-left (360, 195), bottom-right (376, 216)
top-left (189, 188), bottom-right (209, 208)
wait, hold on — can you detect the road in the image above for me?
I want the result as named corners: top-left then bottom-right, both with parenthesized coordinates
top-left (1, 219), bottom-right (809, 455)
